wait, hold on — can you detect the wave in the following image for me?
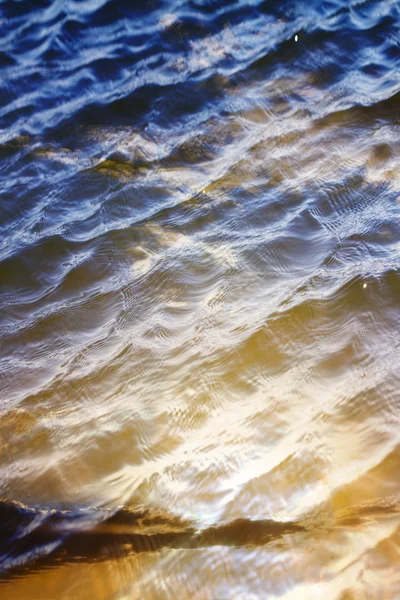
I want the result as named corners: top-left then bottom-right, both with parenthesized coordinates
top-left (2, 495), bottom-right (399, 576)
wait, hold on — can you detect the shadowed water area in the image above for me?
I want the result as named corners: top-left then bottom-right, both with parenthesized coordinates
top-left (0, 0), bottom-right (400, 598)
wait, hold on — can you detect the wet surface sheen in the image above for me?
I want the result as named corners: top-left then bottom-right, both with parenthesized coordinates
top-left (0, 0), bottom-right (400, 598)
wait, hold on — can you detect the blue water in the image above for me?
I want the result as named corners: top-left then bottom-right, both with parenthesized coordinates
top-left (1, 1), bottom-right (400, 598)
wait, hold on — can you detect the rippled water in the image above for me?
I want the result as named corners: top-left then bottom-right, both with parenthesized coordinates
top-left (1, 0), bottom-right (400, 598)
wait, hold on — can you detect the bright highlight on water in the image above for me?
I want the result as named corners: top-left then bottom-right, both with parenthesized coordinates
top-left (0, 0), bottom-right (399, 598)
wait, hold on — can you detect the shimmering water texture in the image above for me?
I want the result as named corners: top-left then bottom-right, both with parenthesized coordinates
top-left (1, 0), bottom-right (400, 598)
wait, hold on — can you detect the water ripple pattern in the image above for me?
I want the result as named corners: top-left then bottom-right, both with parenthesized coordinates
top-left (0, 0), bottom-right (399, 598)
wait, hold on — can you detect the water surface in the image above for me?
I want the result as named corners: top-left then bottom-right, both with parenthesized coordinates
top-left (0, 0), bottom-right (400, 598)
